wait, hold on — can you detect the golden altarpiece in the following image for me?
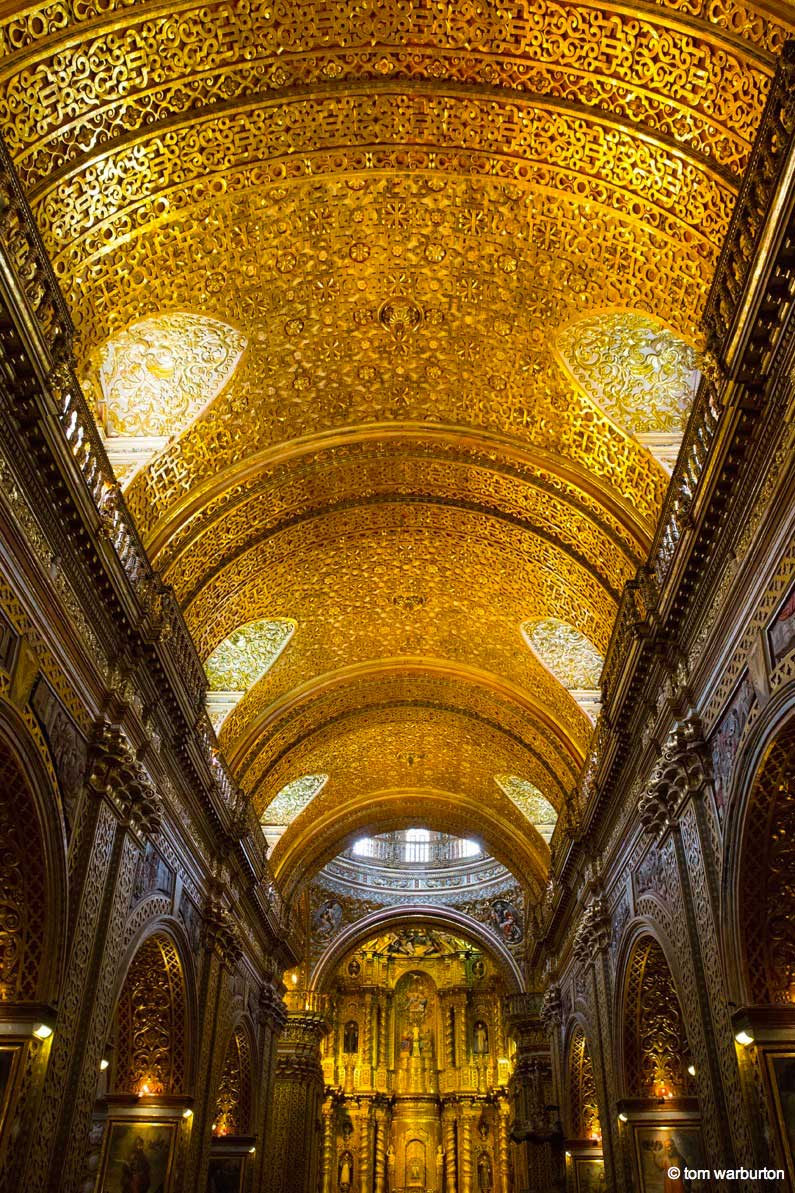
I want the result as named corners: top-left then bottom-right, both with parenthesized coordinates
top-left (0, 4), bottom-right (794, 1193)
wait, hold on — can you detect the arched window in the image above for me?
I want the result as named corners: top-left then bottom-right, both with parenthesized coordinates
top-left (404, 828), bottom-right (430, 863)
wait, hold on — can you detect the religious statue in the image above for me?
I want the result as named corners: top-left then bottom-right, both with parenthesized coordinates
top-left (477, 1151), bottom-right (493, 1192)
top-left (338, 1150), bottom-right (353, 1191)
top-left (473, 1019), bottom-right (489, 1054)
top-left (343, 1019), bottom-right (359, 1053)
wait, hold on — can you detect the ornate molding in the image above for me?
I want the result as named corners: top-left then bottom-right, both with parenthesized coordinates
top-left (572, 897), bottom-right (610, 965)
top-left (86, 722), bottom-right (162, 836)
top-left (639, 717), bottom-right (712, 836)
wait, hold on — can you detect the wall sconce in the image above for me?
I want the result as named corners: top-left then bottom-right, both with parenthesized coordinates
top-left (182, 1108), bottom-right (193, 1119)
top-left (618, 1112), bottom-right (628, 1123)
top-left (687, 1063), bottom-right (696, 1077)
top-left (100, 1058), bottom-right (110, 1072)
top-left (734, 1028), bottom-right (754, 1046)
top-left (248, 1146), bottom-right (256, 1155)
top-left (32, 1022), bottom-right (53, 1040)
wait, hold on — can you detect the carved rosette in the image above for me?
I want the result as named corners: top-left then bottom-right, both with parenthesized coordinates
top-left (87, 722), bottom-right (162, 835)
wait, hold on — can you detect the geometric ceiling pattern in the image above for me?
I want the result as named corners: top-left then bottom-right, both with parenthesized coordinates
top-left (8, 0), bottom-right (792, 911)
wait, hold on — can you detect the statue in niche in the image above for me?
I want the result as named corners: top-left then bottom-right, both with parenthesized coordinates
top-left (473, 1020), bottom-right (489, 1054)
top-left (338, 1150), bottom-right (353, 1191)
top-left (477, 1151), bottom-right (493, 1191)
top-left (343, 1020), bottom-right (359, 1053)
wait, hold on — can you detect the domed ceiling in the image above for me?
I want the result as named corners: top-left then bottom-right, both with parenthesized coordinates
top-left (6, 0), bottom-right (793, 904)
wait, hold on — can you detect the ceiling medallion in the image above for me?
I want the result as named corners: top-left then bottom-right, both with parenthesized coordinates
top-left (378, 297), bottom-right (424, 342)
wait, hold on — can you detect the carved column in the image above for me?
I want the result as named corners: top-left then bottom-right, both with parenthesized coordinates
top-left (572, 896), bottom-right (623, 1193)
top-left (373, 1100), bottom-right (388, 1193)
top-left (358, 1101), bottom-right (374, 1193)
top-left (24, 725), bottom-right (163, 1193)
top-left (362, 991), bottom-right (373, 1089)
top-left (442, 1101), bottom-right (457, 1192)
top-left (497, 1095), bottom-right (512, 1193)
top-left (459, 1105), bottom-right (474, 1193)
top-left (321, 1096), bottom-right (335, 1193)
top-left (261, 1006), bottom-right (330, 1193)
top-left (504, 993), bottom-right (564, 1193)
top-left (251, 973), bottom-right (288, 1192)
top-left (640, 721), bottom-right (754, 1177)
top-left (184, 890), bottom-right (244, 1192)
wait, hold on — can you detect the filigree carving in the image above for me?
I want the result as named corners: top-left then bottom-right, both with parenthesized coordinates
top-left (567, 1027), bottom-right (600, 1140)
top-left (0, 738), bottom-right (46, 999)
top-left (213, 1026), bottom-right (253, 1137)
top-left (114, 932), bottom-right (187, 1096)
top-left (86, 723), bottom-right (162, 836)
top-left (622, 936), bottom-right (696, 1099)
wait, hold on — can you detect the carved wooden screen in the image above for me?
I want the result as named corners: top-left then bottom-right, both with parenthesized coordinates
top-left (0, 737), bottom-right (47, 1001)
top-left (739, 721), bottom-right (795, 1004)
top-left (622, 936), bottom-right (696, 1098)
top-left (213, 1025), bottom-right (253, 1136)
top-left (566, 1025), bottom-right (600, 1139)
top-left (113, 932), bottom-right (187, 1095)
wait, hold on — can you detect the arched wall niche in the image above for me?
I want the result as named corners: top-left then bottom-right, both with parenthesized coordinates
top-left (620, 932), bottom-right (697, 1100)
top-left (212, 1020), bottom-right (256, 1137)
top-left (309, 905), bottom-right (524, 993)
top-left (728, 707), bottom-right (795, 1006)
top-left (0, 701), bottom-right (68, 1007)
top-left (564, 1021), bottom-right (601, 1141)
top-left (109, 927), bottom-right (190, 1097)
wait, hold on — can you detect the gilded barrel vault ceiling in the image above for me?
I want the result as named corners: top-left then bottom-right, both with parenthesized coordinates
top-left (4, 0), bottom-right (794, 895)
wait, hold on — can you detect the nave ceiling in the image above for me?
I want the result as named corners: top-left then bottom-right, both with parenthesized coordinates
top-left (4, 0), bottom-right (794, 907)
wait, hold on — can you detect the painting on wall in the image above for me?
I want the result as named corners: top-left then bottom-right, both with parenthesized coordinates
top-left (207, 1155), bottom-right (246, 1193)
top-left (767, 1052), bottom-right (795, 1182)
top-left (575, 1157), bottom-right (606, 1192)
top-left (634, 1124), bottom-right (706, 1192)
top-left (768, 585), bottom-right (795, 668)
top-left (709, 673), bottom-right (754, 819)
top-left (97, 1119), bottom-right (177, 1193)
top-left (0, 1045), bottom-right (21, 1136)
top-left (311, 898), bottom-right (343, 940)
top-left (490, 898), bottom-right (524, 944)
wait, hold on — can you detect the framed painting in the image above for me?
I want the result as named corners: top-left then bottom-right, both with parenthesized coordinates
top-left (97, 1118), bottom-right (177, 1193)
top-left (708, 673), bottom-right (754, 818)
top-left (575, 1156), bottom-right (606, 1191)
top-left (634, 1124), bottom-right (706, 1192)
top-left (207, 1154), bottom-right (246, 1193)
top-left (0, 1045), bottom-right (22, 1136)
top-left (768, 584), bottom-right (795, 668)
top-left (766, 1051), bottom-right (795, 1183)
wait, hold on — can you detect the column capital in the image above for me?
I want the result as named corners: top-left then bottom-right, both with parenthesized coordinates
top-left (87, 721), bottom-right (162, 835)
top-left (572, 897), bottom-right (611, 964)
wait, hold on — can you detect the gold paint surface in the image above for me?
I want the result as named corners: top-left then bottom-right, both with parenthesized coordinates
top-left (5, 0), bottom-right (791, 892)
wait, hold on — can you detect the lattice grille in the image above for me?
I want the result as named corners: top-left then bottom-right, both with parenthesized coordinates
top-left (113, 933), bottom-right (187, 1095)
top-left (622, 936), bottom-right (696, 1098)
top-left (0, 739), bottom-right (47, 1000)
top-left (212, 1026), bottom-right (253, 1136)
top-left (566, 1026), bottom-right (600, 1139)
top-left (739, 721), bottom-right (795, 1003)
